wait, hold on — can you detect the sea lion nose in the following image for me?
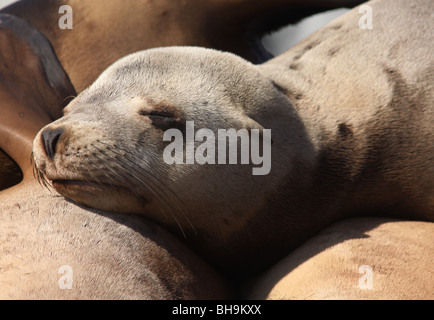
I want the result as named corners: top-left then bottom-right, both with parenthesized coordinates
top-left (41, 127), bottom-right (64, 159)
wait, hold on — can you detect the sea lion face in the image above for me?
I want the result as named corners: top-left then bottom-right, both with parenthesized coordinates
top-left (32, 47), bottom-right (295, 235)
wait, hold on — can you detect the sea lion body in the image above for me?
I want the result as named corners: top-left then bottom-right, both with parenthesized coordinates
top-left (0, 183), bottom-right (231, 299)
top-left (0, 13), bottom-right (75, 189)
top-left (248, 218), bottom-right (434, 300)
top-left (33, 0), bottom-right (433, 277)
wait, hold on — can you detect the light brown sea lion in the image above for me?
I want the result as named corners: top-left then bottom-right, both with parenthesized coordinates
top-left (247, 218), bottom-right (434, 300)
top-left (32, 0), bottom-right (433, 278)
top-left (0, 14), bottom-right (230, 300)
top-left (0, 182), bottom-right (231, 299)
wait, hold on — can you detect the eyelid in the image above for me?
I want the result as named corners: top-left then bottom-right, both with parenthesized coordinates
top-left (147, 110), bottom-right (176, 118)
top-left (139, 106), bottom-right (186, 132)
top-left (139, 105), bottom-right (179, 118)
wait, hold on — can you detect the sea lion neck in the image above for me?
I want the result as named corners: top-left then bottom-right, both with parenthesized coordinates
top-left (257, 0), bottom-right (434, 224)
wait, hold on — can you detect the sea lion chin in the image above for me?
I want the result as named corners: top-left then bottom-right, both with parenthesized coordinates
top-left (52, 180), bottom-right (148, 214)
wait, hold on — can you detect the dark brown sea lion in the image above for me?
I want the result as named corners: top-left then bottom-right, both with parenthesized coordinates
top-left (3, 0), bottom-right (364, 92)
top-left (0, 13), bottom-right (75, 189)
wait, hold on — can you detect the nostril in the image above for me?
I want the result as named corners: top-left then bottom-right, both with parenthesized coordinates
top-left (41, 127), bottom-right (64, 159)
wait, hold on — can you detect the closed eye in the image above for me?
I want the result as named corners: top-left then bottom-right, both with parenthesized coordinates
top-left (147, 110), bottom-right (176, 118)
top-left (139, 109), bottom-right (186, 132)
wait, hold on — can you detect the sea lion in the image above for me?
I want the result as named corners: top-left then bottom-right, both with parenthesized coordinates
top-left (32, 0), bottom-right (433, 277)
top-left (0, 182), bottom-right (231, 299)
top-left (247, 218), bottom-right (434, 300)
top-left (0, 13), bottom-right (75, 189)
top-left (3, 0), bottom-right (365, 92)
top-left (0, 14), bottom-right (230, 300)
top-left (0, 0), bottom-right (364, 190)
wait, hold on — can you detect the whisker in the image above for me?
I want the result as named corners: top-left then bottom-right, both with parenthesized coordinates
top-left (98, 140), bottom-right (182, 201)
top-left (95, 141), bottom-right (175, 200)
top-left (89, 147), bottom-right (147, 205)
top-left (93, 141), bottom-right (195, 237)
top-left (31, 152), bottom-right (54, 192)
top-left (74, 151), bottom-right (103, 186)
top-left (93, 144), bottom-right (188, 238)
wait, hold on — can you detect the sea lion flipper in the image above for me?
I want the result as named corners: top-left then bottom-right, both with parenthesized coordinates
top-left (0, 13), bottom-right (76, 118)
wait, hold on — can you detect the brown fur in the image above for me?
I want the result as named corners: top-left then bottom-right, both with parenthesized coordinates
top-left (0, 151), bottom-right (21, 190)
top-left (2, 0), bottom-right (364, 93)
top-left (0, 13), bottom-right (75, 188)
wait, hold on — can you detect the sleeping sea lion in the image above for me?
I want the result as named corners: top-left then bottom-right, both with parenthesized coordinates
top-left (33, 0), bottom-right (433, 277)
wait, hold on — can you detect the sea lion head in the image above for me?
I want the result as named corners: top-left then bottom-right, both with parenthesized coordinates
top-left (32, 47), bottom-right (310, 258)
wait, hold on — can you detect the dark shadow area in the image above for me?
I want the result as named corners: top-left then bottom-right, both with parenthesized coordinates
top-left (0, 148), bottom-right (22, 190)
